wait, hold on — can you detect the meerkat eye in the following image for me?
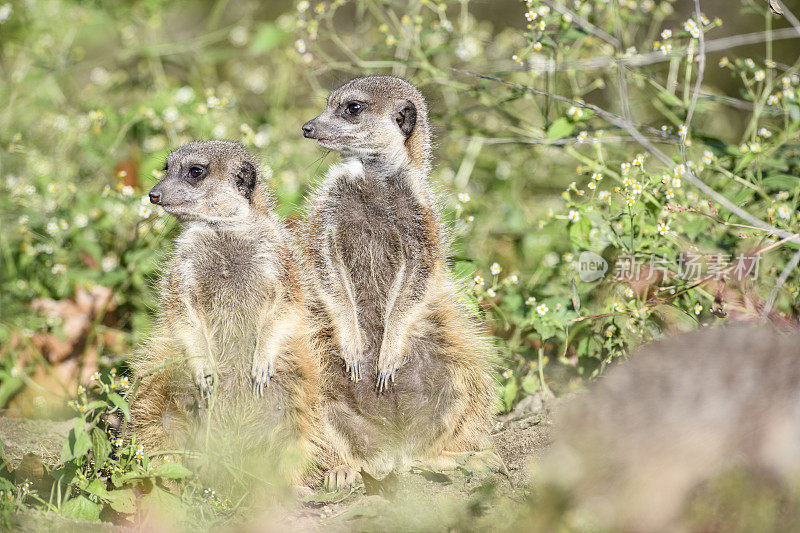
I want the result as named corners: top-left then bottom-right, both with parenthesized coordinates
top-left (185, 165), bottom-right (206, 184)
top-left (344, 101), bottom-right (366, 116)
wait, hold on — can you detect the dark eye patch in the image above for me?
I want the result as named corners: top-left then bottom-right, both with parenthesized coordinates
top-left (342, 100), bottom-right (367, 118)
top-left (184, 165), bottom-right (206, 185)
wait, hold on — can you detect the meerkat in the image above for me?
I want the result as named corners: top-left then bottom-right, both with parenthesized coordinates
top-left (300, 76), bottom-right (497, 489)
top-left (128, 141), bottom-right (325, 487)
top-left (537, 324), bottom-right (800, 532)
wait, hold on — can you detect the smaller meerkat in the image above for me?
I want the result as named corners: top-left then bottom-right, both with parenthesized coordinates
top-left (301, 76), bottom-right (497, 489)
top-left (539, 325), bottom-right (800, 532)
top-left (129, 141), bottom-right (324, 486)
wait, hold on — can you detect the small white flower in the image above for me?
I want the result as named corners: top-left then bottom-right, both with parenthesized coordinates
top-left (0, 3), bottom-right (12, 24)
top-left (567, 106), bottom-right (583, 119)
top-left (537, 303), bottom-right (549, 316)
top-left (754, 70), bottom-right (765, 82)
top-left (744, 58), bottom-right (755, 68)
top-left (660, 29), bottom-right (672, 39)
top-left (474, 275), bottom-right (484, 286)
top-left (174, 86), bottom-right (195, 104)
top-left (533, 41), bottom-right (543, 52)
top-left (163, 106), bottom-right (179, 123)
top-left (568, 209), bottom-right (580, 222)
top-left (672, 177), bottom-right (681, 188)
top-left (702, 150), bottom-right (714, 165)
top-left (502, 369), bottom-right (513, 379)
top-left (598, 191), bottom-right (610, 200)
top-left (526, 296), bottom-right (537, 305)
top-left (121, 185), bottom-right (135, 197)
top-left (758, 127), bottom-right (772, 138)
top-left (486, 288), bottom-right (496, 298)
top-left (490, 262), bottom-right (502, 275)
top-left (694, 303), bottom-right (703, 315)
top-left (74, 214), bottom-right (88, 228)
top-left (101, 255), bottom-right (118, 272)
top-left (658, 222), bottom-right (670, 235)
top-left (51, 263), bottom-right (67, 275)
top-left (777, 205), bottom-right (792, 220)
top-left (46, 220), bottom-right (59, 235)
top-left (624, 287), bottom-right (634, 298)
top-left (138, 205), bottom-right (152, 218)
top-left (458, 192), bottom-right (471, 203)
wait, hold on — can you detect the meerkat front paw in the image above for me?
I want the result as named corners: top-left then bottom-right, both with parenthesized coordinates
top-left (323, 465), bottom-right (361, 492)
top-left (192, 365), bottom-right (217, 401)
top-left (376, 340), bottom-right (407, 392)
top-left (251, 352), bottom-right (276, 396)
top-left (339, 333), bottom-right (366, 382)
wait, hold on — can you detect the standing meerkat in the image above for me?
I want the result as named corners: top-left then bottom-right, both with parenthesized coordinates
top-left (300, 76), bottom-right (497, 489)
top-left (129, 141), bottom-right (324, 487)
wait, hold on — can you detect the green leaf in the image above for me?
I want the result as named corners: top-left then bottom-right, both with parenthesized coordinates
top-left (83, 479), bottom-right (108, 499)
top-left (106, 489), bottom-right (136, 514)
top-left (534, 319), bottom-right (557, 340)
top-left (570, 278), bottom-right (581, 315)
top-left (90, 428), bottom-right (112, 472)
top-left (142, 486), bottom-right (186, 523)
top-left (108, 393), bottom-right (130, 421)
top-left (61, 495), bottom-right (101, 521)
top-left (249, 23), bottom-right (289, 54)
top-left (152, 462), bottom-right (192, 480)
top-left (521, 374), bottom-right (540, 395)
top-left (546, 117), bottom-right (573, 139)
top-left (61, 418), bottom-right (91, 463)
top-left (0, 372), bottom-right (24, 408)
top-left (502, 379), bottom-right (518, 412)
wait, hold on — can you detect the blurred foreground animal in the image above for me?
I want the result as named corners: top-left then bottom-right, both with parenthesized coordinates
top-left (537, 324), bottom-right (800, 532)
top-left (301, 76), bottom-right (496, 489)
top-left (129, 141), bottom-right (324, 491)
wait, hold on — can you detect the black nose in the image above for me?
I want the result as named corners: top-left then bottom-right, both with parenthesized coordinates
top-left (301, 122), bottom-right (315, 138)
top-left (149, 190), bottom-right (161, 204)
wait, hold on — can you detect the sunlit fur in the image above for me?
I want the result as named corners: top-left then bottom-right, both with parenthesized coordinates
top-left (539, 325), bottom-right (800, 531)
top-left (129, 141), bottom-right (328, 490)
top-left (300, 77), bottom-right (497, 487)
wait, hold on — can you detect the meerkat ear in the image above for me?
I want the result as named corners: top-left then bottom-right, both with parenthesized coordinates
top-left (395, 100), bottom-right (417, 138)
top-left (234, 161), bottom-right (258, 200)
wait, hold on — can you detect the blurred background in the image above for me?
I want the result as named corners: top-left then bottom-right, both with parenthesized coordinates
top-left (1, 0), bottom-right (799, 419)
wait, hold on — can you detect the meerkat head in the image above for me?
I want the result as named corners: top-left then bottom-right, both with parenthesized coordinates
top-left (301, 76), bottom-right (431, 173)
top-left (148, 141), bottom-right (268, 224)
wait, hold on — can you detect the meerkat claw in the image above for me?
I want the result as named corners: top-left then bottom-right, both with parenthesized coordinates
top-left (343, 350), bottom-right (363, 382)
top-left (252, 360), bottom-right (274, 396)
top-left (196, 372), bottom-right (216, 401)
